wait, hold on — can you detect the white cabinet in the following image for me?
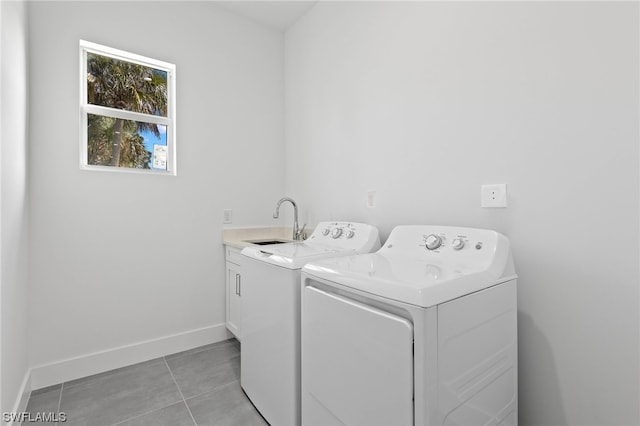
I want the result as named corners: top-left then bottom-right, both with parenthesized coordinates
top-left (225, 245), bottom-right (243, 340)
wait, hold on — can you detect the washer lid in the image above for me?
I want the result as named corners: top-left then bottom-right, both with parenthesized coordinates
top-left (242, 242), bottom-right (357, 269)
top-left (240, 222), bottom-right (381, 270)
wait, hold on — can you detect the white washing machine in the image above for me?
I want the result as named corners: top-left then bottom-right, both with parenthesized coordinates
top-left (301, 225), bottom-right (518, 426)
top-left (240, 222), bottom-right (381, 426)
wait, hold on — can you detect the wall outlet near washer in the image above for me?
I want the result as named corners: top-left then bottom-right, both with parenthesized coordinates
top-left (481, 184), bottom-right (507, 208)
top-left (223, 209), bottom-right (233, 224)
top-left (366, 190), bottom-right (377, 208)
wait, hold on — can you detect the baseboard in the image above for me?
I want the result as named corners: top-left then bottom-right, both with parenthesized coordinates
top-left (29, 323), bottom-right (231, 390)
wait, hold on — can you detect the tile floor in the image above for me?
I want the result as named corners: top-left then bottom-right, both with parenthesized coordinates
top-left (23, 338), bottom-right (268, 426)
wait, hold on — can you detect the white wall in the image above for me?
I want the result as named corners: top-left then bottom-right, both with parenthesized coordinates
top-left (285, 2), bottom-right (639, 425)
top-left (28, 1), bottom-right (284, 385)
top-left (1, 0), bottom-right (30, 417)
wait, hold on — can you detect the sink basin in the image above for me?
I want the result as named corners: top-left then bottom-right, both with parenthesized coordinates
top-left (246, 239), bottom-right (291, 246)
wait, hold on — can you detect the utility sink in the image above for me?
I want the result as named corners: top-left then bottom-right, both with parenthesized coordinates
top-left (245, 239), bottom-right (291, 246)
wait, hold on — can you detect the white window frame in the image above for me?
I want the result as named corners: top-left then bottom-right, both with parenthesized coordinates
top-left (79, 40), bottom-right (177, 175)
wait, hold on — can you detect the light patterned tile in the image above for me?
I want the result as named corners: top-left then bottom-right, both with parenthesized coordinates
top-left (165, 339), bottom-right (239, 361)
top-left (186, 381), bottom-right (267, 426)
top-left (165, 344), bottom-right (240, 399)
top-left (59, 358), bottom-right (182, 426)
top-left (23, 388), bottom-right (61, 426)
top-left (115, 401), bottom-right (195, 426)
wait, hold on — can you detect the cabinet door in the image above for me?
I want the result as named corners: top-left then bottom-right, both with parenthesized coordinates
top-left (226, 261), bottom-right (242, 340)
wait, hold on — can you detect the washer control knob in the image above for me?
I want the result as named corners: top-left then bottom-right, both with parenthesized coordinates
top-left (452, 238), bottom-right (465, 250)
top-left (424, 234), bottom-right (442, 250)
top-left (345, 230), bottom-right (355, 239)
top-left (331, 228), bottom-right (343, 239)
top-left (322, 228), bottom-right (331, 236)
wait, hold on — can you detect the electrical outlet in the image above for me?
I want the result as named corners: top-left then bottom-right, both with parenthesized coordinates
top-left (481, 184), bottom-right (507, 208)
top-left (366, 191), bottom-right (377, 208)
top-left (223, 209), bottom-right (233, 224)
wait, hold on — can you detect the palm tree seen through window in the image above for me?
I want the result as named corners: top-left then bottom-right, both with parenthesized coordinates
top-left (80, 41), bottom-right (175, 174)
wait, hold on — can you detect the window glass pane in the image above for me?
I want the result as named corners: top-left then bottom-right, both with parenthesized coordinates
top-left (87, 114), bottom-right (167, 170)
top-left (86, 52), bottom-right (168, 117)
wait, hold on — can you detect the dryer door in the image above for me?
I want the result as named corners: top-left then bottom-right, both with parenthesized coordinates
top-left (302, 285), bottom-right (414, 426)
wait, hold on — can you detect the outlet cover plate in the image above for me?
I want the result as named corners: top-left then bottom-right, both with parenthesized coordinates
top-left (223, 209), bottom-right (233, 224)
top-left (481, 184), bottom-right (507, 208)
top-left (366, 190), bottom-right (377, 208)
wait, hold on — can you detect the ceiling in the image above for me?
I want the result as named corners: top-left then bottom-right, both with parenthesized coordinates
top-left (216, 1), bottom-right (318, 32)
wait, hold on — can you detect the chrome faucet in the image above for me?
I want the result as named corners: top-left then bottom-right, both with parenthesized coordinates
top-left (273, 197), bottom-right (306, 241)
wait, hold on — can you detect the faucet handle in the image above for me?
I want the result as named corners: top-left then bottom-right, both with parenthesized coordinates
top-left (296, 224), bottom-right (307, 241)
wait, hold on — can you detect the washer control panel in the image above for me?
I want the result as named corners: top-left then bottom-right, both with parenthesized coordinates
top-left (307, 222), bottom-right (381, 251)
top-left (316, 222), bottom-right (358, 240)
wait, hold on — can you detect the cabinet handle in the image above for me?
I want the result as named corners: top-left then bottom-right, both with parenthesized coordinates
top-left (235, 274), bottom-right (240, 296)
top-left (238, 274), bottom-right (241, 296)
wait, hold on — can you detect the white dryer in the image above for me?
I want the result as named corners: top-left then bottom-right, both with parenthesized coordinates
top-left (240, 222), bottom-right (381, 426)
top-left (301, 225), bottom-right (518, 426)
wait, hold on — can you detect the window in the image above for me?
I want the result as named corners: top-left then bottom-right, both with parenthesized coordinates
top-left (79, 40), bottom-right (176, 174)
